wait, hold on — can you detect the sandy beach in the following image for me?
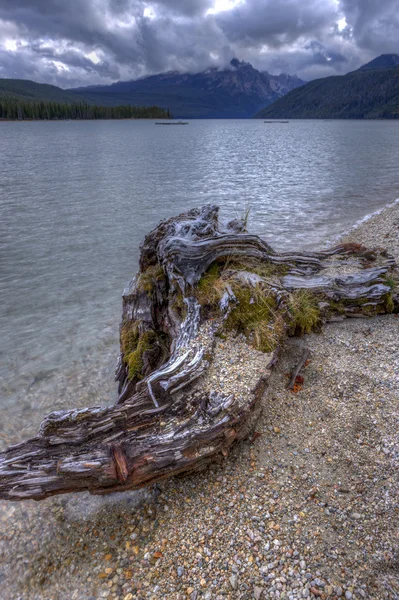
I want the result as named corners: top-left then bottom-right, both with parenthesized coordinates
top-left (0, 201), bottom-right (398, 600)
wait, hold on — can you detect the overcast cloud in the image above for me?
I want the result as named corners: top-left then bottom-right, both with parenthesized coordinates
top-left (0, 0), bottom-right (398, 88)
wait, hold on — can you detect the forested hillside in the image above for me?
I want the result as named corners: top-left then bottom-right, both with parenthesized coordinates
top-left (0, 99), bottom-right (169, 120)
top-left (0, 78), bottom-right (169, 120)
top-left (0, 79), bottom-right (82, 103)
top-left (255, 55), bottom-right (399, 119)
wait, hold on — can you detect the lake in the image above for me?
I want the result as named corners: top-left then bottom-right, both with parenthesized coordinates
top-left (1, 119), bottom-right (399, 444)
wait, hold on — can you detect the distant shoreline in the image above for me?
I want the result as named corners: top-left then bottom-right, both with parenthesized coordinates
top-left (0, 117), bottom-right (168, 122)
top-left (2, 117), bottom-right (399, 123)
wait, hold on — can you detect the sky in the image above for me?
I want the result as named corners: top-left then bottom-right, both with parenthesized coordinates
top-left (0, 0), bottom-right (398, 88)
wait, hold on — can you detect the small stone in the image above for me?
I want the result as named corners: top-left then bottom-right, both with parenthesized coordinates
top-left (177, 566), bottom-right (184, 577)
top-left (124, 595), bottom-right (133, 600)
top-left (230, 574), bottom-right (238, 590)
top-left (325, 586), bottom-right (334, 596)
top-left (335, 587), bottom-right (343, 597)
top-left (351, 513), bottom-right (362, 520)
top-left (345, 592), bottom-right (353, 600)
top-left (254, 586), bottom-right (263, 600)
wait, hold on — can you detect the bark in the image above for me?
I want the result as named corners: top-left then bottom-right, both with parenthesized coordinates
top-left (287, 349), bottom-right (311, 391)
top-left (0, 205), bottom-right (397, 501)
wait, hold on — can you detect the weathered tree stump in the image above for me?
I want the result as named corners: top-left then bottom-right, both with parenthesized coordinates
top-left (0, 205), bottom-right (397, 500)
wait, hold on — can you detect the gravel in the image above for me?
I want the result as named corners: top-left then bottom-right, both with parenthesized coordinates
top-left (0, 202), bottom-right (398, 599)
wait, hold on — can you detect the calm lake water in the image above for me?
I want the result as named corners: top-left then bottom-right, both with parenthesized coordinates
top-left (1, 119), bottom-right (399, 442)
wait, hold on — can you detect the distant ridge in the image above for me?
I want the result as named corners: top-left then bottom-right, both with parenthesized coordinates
top-left (69, 59), bottom-right (305, 119)
top-left (255, 54), bottom-right (399, 120)
top-left (0, 78), bottom-right (83, 104)
top-left (357, 54), bottom-right (399, 71)
top-left (0, 78), bottom-right (169, 120)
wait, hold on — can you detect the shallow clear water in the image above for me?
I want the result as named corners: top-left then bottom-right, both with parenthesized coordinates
top-left (1, 119), bottom-right (399, 442)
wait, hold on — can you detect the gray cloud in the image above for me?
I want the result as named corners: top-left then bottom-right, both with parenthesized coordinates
top-left (215, 0), bottom-right (338, 46)
top-left (0, 0), bottom-right (398, 88)
top-left (340, 0), bottom-right (399, 54)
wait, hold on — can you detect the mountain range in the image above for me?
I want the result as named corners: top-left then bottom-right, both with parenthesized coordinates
top-left (0, 60), bottom-right (303, 119)
top-left (1, 54), bottom-right (399, 120)
top-left (68, 59), bottom-right (304, 118)
top-left (255, 54), bottom-right (399, 120)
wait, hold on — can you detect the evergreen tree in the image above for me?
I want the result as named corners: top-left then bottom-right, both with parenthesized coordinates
top-left (0, 98), bottom-right (170, 121)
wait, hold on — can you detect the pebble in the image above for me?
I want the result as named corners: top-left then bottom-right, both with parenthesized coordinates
top-left (335, 587), bottom-right (343, 597)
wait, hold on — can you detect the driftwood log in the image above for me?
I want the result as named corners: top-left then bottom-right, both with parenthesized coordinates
top-left (0, 205), bottom-right (397, 501)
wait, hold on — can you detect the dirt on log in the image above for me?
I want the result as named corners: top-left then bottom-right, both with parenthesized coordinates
top-left (0, 205), bottom-right (397, 501)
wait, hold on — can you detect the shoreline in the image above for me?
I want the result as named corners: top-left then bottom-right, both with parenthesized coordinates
top-left (0, 117), bottom-right (169, 123)
top-left (0, 200), bottom-right (398, 600)
top-left (333, 196), bottom-right (399, 249)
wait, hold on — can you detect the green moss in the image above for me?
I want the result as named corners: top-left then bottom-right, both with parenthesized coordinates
top-left (193, 259), bottom-right (292, 352)
top-left (385, 275), bottom-right (396, 290)
top-left (195, 258), bottom-right (289, 312)
top-left (124, 330), bottom-right (156, 381)
top-left (229, 258), bottom-right (289, 279)
top-left (383, 292), bottom-right (395, 314)
top-left (287, 290), bottom-right (321, 335)
top-left (327, 300), bottom-right (347, 315)
top-left (196, 263), bottom-right (223, 306)
top-left (120, 321), bottom-right (139, 355)
top-left (137, 265), bottom-right (165, 295)
top-left (225, 284), bottom-right (282, 352)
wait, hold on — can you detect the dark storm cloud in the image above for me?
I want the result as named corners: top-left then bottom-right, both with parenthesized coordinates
top-left (153, 0), bottom-right (213, 16)
top-left (215, 0), bottom-right (337, 46)
top-left (340, 0), bottom-right (399, 53)
top-left (0, 0), bottom-right (398, 87)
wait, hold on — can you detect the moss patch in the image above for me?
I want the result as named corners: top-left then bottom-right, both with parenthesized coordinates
top-left (137, 265), bottom-right (165, 295)
top-left (120, 321), bottom-right (139, 355)
top-left (124, 330), bottom-right (156, 381)
top-left (287, 290), bottom-right (321, 335)
top-left (225, 284), bottom-right (283, 353)
top-left (385, 275), bottom-right (396, 290)
top-left (194, 258), bottom-right (289, 313)
top-left (120, 321), bottom-right (156, 381)
top-left (228, 258), bottom-right (289, 279)
top-left (195, 263), bottom-right (223, 307)
top-left (383, 292), bottom-right (395, 314)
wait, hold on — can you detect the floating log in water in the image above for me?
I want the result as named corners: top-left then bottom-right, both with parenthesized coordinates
top-left (0, 205), bottom-right (397, 501)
